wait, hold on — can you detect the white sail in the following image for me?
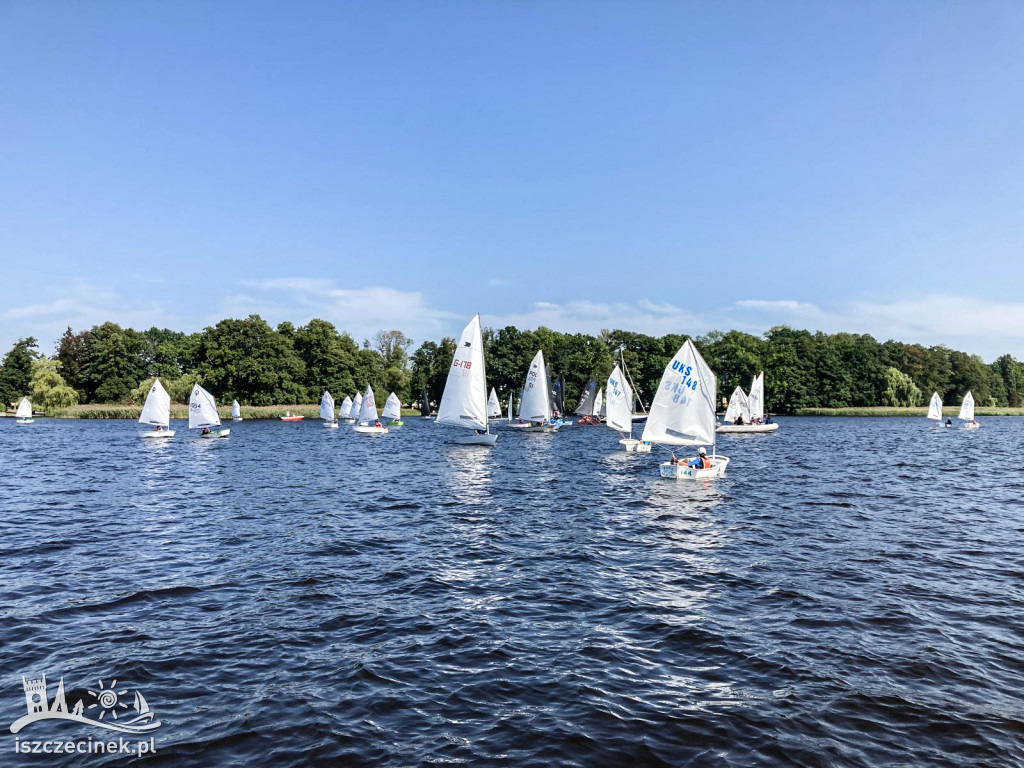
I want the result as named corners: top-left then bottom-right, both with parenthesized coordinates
top-left (593, 388), bottom-right (604, 418)
top-left (358, 386), bottom-right (378, 423)
top-left (958, 390), bottom-right (975, 421)
top-left (320, 391), bottom-right (336, 421)
top-left (188, 384), bottom-right (222, 429)
top-left (231, 400), bottom-right (241, 419)
top-left (748, 372), bottom-right (765, 422)
top-left (723, 386), bottom-right (750, 424)
top-left (519, 350), bottom-right (552, 423)
top-left (15, 397), bottom-right (32, 419)
top-left (351, 393), bottom-right (362, 419)
top-left (436, 314), bottom-right (489, 431)
top-left (338, 396), bottom-right (353, 419)
top-left (641, 338), bottom-right (717, 447)
top-left (507, 392), bottom-right (514, 422)
top-left (926, 392), bottom-right (943, 421)
top-left (605, 365), bottom-right (633, 433)
top-left (139, 380), bottom-right (171, 427)
top-left (487, 387), bottom-right (502, 418)
top-left (381, 392), bottom-right (402, 421)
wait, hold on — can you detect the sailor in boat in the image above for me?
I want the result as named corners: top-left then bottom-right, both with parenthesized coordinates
top-left (154, 425), bottom-right (163, 432)
top-left (688, 447), bottom-right (712, 469)
top-left (201, 427), bottom-right (210, 435)
top-left (374, 419), bottom-right (382, 428)
top-left (734, 414), bottom-right (745, 425)
top-left (945, 418), bottom-right (953, 427)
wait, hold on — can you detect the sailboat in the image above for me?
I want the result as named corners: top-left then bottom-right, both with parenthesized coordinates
top-left (716, 372), bottom-right (778, 433)
top-left (189, 384), bottom-right (230, 438)
top-left (519, 350), bottom-right (558, 433)
top-left (596, 388), bottom-right (605, 422)
top-left (354, 386), bottom-right (387, 434)
top-left (641, 338), bottom-right (729, 479)
top-left (320, 391), bottom-right (338, 428)
top-left (231, 400), bottom-right (242, 421)
top-left (124, 691), bottom-right (154, 726)
top-left (926, 391), bottom-right (945, 425)
top-left (15, 397), bottom-right (34, 424)
top-left (338, 396), bottom-right (354, 422)
top-left (575, 379), bottom-right (598, 424)
top-left (487, 387), bottom-right (502, 420)
top-left (347, 392), bottom-right (362, 425)
top-left (419, 388), bottom-right (432, 419)
top-left (607, 364), bottom-right (649, 452)
top-left (381, 392), bottom-right (403, 426)
top-left (139, 379), bottom-right (174, 438)
top-left (436, 314), bottom-right (496, 446)
top-left (959, 390), bottom-right (979, 429)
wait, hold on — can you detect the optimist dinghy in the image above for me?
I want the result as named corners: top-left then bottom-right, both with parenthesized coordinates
top-left (15, 397), bottom-right (34, 424)
top-left (190, 384), bottom-right (230, 438)
top-left (139, 379), bottom-right (175, 438)
top-left (321, 391), bottom-right (338, 428)
top-left (607, 364), bottom-right (649, 452)
top-left (354, 386), bottom-right (388, 434)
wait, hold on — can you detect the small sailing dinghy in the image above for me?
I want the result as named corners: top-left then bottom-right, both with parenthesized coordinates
top-left (716, 372), bottom-right (778, 433)
top-left (347, 393), bottom-right (363, 425)
top-left (607, 365), bottom-right (649, 452)
top-left (926, 391), bottom-right (945, 425)
top-left (519, 350), bottom-right (558, 433)
top-left (419, 388), bottom-right (432, 419)
top-left (959, 390), bottom-right (979, 429)
top-left (231, 400), bottom-right (243, 421)
top-left (641, 339), bottom-right (729, 479)
top-left (381, 392), bottom-right (404, 426)
top-left (338, 396), bottom-right (354, 423)
top-left (190, 384), bottom-right (230, 438)
top-left (139, 379), bottom-right (174, 438)
top-left (575, 380), bottom-right (600, 424)
top-left (321, 390), bottom-right (338, 428)
top-left (436, 314), bottom-right (497, 445)
top-left (279, 410), bottom-right (303, 421)
top-left (15, 397), bottom-right (34, 424)
top-left (507, 389), bottom-right (530, 429)
top-left (487, 387), bottom-right (502, 420)
top-left (354, 386), bottom-right (388, 434)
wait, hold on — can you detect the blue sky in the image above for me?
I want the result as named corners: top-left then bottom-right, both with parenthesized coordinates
top-left (2, 1), bottom-right (1023, 360)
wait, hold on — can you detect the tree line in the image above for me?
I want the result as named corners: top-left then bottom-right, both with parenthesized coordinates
top-left (2, 314), bottom-right (1022, 414)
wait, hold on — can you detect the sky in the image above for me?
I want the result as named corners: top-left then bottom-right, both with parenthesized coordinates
top-left (2, 1), bottom-right (1023, 360)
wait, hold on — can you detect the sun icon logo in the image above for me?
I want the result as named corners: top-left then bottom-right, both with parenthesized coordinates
top-left (87, 679), bottom-right (129, 720)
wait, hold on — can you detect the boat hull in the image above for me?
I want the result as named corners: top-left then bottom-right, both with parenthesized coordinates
top-left (962, 422), bottom-right (980, 430)
top-left (279, 416), bottom-right (303, 422)
top-left (451, 432), bottom-right (498, 446)
top-left (16, 418), bottom-right (34, 424)
top-left (716, 423), bottom-right (779, 433)
top-left (620, 438), bottom-right (651, 453)
top-left (525, 425), bottom-right (558, 433)
top-left (324, 421), bottom-right (339, 428)
top-left (141, 430), bottom-right (175, 439)
top-left (354, 425), bottom-right (388, 434)
top-left (507, 422), bottom-right (531, 430)
top-left (659, 455), bottom-right (730, 479)
top-left (200, 428), bottom-right (230, 439)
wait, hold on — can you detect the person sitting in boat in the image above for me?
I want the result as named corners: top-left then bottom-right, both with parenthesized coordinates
top-left (374, 420), bottom-right (382, 428)
top-left (688, 447), bottom-right (711, 469)
top-left (154, 425), bottom-right (163, 432)
top-left (945, 418), bottom-right (952, 427)
top-left (201, 427), bottom-right (210, 435)
top-left (734, 414), bottom-right (744, 425)
top-left (669, 454), bottom-right (679, 465)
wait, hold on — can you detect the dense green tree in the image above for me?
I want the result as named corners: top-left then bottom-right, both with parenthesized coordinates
top-left (882, 366), bottom-right (923, 407)
top-left (294, 319), bottom-right (360, 400)
top-left (195, 315), bottom-right (306, 405)
top-left (992, 355), bottom-right (1024, 407)
top-left (0, 337), bottom-right (40, 407)
top-left (29, 357), bottom-right (79, 411)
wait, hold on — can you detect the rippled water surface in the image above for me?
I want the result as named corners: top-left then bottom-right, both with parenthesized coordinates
top-left (2, 416), bottom-right (1023, 766)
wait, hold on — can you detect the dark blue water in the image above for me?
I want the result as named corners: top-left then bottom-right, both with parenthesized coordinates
top-left (2, 416), bottom-right (1023, 766)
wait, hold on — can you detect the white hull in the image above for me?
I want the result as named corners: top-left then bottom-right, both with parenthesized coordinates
top-left (16, 418), bottom-right (34, 424)
top-left (233, 417), bottom-right (243, 422)
top-left (659, 455), bottom-right (730, 479)
top-left (620, 438), bottom-right (651, 453)
top-left (421, 415), bottom-right (434, 420)
top-left (324, 421), bottom-right (339, 428)
top-left (141, 430), bottom-right (175, 439)
top-left (962, 422), bottom-right (980, 430)
top-left (200, 428), bottom-right (230, 438)
top-left (354, 425), bottom-right (388, 434)
top-left (507, 422), bottom-right (531, 430)
top-left (525, 425), bottom-right (558, 433)
top-left (451, 432), bottom-right (498, 446)
top-left (340, 417), bottom-right (356, 423)
top-left (716, 423), bottom-right (779, 433)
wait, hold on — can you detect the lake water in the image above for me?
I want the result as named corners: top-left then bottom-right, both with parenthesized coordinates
top-left (1, 416), bottom-right (1022, 766)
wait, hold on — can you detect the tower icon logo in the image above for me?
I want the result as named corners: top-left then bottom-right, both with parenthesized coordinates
top-left (10, 674), bottom-right (161, 735)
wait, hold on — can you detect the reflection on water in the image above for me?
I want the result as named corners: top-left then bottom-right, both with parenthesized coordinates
top-left (2, 416), bottom-right (1024, 766)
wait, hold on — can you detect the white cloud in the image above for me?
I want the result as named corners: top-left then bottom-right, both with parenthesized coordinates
top-left (487, 299), bottom-right (709, 336)
top-left (225, 279), bottom-right (460, 344)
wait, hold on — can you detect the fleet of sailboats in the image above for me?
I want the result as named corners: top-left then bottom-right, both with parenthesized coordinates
top-left (716, 372), bottom-right (778, 433)
top-left (435, 314), bottom-right (496, 445)
top-left (139, 379), bottom-right (174, 438)
top-left (641, 339), bottom-right (729, 479)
